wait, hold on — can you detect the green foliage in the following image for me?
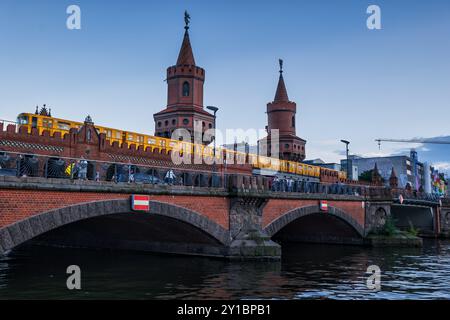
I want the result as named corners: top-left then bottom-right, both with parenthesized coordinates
top-left (359, 170), bottom-right (373, 182)
top-left (359, 169), bottom-right (386, 183)
top-left (407, 220), bottom-right (420, 237)
top-left (380, 216), bottom-right (398, 236)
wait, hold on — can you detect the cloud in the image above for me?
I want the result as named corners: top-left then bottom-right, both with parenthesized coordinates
top-left (433, 162), bottom-right (450, 172)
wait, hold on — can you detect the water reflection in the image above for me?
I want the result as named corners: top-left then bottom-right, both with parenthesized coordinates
top-left (0, 240), bottom-right (449, 299)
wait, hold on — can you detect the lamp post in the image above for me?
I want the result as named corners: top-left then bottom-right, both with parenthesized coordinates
top-left (341, 139), bottom-right (350, 179)
top-left (206, 106), bottom-right (219, 173)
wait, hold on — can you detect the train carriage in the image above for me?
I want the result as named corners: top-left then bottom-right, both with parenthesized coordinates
top-left (14, 111), bottom-right (346, 182)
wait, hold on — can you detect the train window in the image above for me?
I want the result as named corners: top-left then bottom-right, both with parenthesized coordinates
top-left (17, 116), bottom-right (29, 125)
top-left (115, 132), bottom-right (121, 139)
top-left (43, 119), bottom-right (53, 128)
top-left (138, 136), bottom-right (144, 143)
top-left (106, 130), bottom-right (112, 138)
top-left (57, 122), bottom-right (70, 130)
top-left (148, 138), bottom-right (156, 145)
top-left (128, 134), bottom-right (134, 141)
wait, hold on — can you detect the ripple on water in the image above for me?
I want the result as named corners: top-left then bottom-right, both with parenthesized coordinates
top-left (0, 240), bottom-right (450, 299)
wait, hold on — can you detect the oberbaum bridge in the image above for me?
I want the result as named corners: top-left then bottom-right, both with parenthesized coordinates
top-left (1, 16), bottom-right (449, 260)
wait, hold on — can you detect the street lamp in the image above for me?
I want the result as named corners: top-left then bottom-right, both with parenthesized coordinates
top-left (341, 139), bottom-right (350, 179)
top-left (206, 106), bottom-right (219, 173)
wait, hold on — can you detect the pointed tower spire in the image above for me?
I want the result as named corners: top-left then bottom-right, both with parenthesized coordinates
top-left (389, 167), bottom-right (398, 188)
top-left (373, 162), bottom-right (380, 178)
top-left (274, 59), bottom-right (289, 102)
top-left (177, 11), bottom-right (195, 65)
top-left (154, 11), bottom-right (213, 145)
top-left (390, 166), bottom-right (397, 179)
top-left (372, 162), bottom-right (382, 185)
top-left (259, 59), bottom-right (306, 161)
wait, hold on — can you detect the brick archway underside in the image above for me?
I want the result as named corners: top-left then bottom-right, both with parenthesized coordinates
top-left (264, 205), bottom-right (365, 238)
top-left (0, 199), bottom-right (229, 254)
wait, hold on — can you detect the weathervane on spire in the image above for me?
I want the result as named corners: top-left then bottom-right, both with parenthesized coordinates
top-left (184, 10), bottom-right (191, 30)
top-left (279, 59), bottom-right (283, 74)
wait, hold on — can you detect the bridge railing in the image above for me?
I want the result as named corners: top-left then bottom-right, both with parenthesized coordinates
top-left (227, 174), bottom-right (391, 198)
top-left (0, 150), bottom-right (393, 198)
top-left (391, 188), bottom-right (443, 203)
top-left (0, 150), bottom-right (244, 189)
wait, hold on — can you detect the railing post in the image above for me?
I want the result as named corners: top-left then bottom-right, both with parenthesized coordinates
top-left (44, 158), bottom-right (48, 178)
top-left (16, 156), bottom-right (21, 177)
top-left (70, 160), bottom-right (75, 180)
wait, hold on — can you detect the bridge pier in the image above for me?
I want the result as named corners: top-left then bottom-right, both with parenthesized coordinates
top-left (227, 197), bottom-right (281, 260)
top-left (439, 200), bottom-right (450, 237)
top-left (364, 201), bottom-right (392, 235)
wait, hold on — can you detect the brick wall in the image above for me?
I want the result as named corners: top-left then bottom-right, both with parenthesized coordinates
top-left (263, 198), bottom-right (365, 229)
top-left (0, 190), bottom-right (230, 229)
top-left (0, 122), bottom-right (252, 175)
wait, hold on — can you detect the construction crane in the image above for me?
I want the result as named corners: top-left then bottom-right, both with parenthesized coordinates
top-left (375, 138), bottom-right (450, 149)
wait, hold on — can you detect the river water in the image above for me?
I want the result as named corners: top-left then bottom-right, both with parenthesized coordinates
top-left (0, 240), bottom-right (449, 300)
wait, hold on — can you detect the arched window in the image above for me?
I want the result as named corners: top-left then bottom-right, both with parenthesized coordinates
top-left (182, 81), bottom-right (190, 97)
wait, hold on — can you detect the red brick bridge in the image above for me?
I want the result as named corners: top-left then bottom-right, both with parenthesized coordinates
top-left (0, 175), bottom-right (417, 260)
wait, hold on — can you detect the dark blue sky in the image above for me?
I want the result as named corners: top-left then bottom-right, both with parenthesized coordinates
top-left (1, 0), bottom-right (449, 173)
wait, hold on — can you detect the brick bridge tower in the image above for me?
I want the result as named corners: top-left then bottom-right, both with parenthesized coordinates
top-left (153, 11), bottom-right (215, 145)
top-left (258, 60), bottom-right (306, 161)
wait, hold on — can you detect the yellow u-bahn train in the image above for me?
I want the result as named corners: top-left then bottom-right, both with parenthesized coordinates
top-left (16, 111), bottom-right (347, 181)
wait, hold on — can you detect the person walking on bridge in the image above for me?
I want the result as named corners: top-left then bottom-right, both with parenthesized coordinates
top-left (165, 169), bottom-right (176, 185)
top-left (272, 176), bottom-right (280, 191)
top-left (287, 177), bottom-right (293, 192)
top-left (78, 156), bottom-right (88, 181)
top-left (127, 160), bottom-right (134, 183)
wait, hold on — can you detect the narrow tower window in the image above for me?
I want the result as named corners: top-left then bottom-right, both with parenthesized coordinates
top-left (292, 116), bottom-right (295, 128)
top-left (182, 81), bottom-right (190, 97)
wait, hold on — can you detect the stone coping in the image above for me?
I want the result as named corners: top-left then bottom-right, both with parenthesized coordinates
top-left (0, 175), bottom-right (383, 201)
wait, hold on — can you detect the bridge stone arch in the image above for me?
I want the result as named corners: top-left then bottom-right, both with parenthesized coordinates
top-left (264, 205), bottom-right (365, 238)
top-left (0, 199), bottom-right (230, 254)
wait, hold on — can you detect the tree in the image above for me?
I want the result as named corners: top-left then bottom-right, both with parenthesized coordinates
top-left (359, 169), bottom-right (385, 183)
top-left (359, 170), bottom-right (373, 182)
